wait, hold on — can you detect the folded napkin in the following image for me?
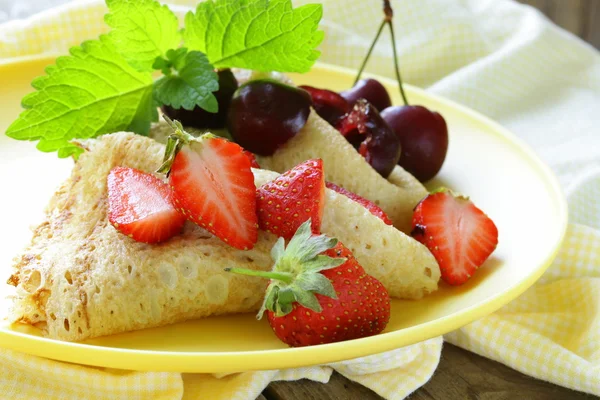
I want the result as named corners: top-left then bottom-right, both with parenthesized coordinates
top-left (0, 0), bottom-right (599, 399)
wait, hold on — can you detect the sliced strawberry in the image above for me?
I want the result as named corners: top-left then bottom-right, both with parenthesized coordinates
top-left (412, 190), bottom-right (498, 285)
top-left (107, 167), bottom-right (185, 244)
top-left (325, 182), bottom-right (392, 225)
top-left (168, 134), bottom-right (258, 250)
top-left (256, 159), bottom-right (325, 240)
top-left (243, 150), bottom-right (261, 168)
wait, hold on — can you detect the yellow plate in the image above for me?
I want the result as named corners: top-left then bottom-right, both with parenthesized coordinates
top-left (0, 56), bottom-right (567, 373)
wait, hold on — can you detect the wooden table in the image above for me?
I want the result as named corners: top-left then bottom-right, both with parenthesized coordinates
top-left (258, 344), bottom-right (594, 400)
top-left (258, 1), bottom-right (599, 399)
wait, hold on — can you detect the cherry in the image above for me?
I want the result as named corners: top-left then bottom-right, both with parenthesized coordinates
top-left (340, 79), bottom-right (391, 111)
top-left (161, 69), bottom-right (238, 129)
top-left (381, 106), bottom-right (448, 182)
top-left (299, 85), bottom-right (350, 126)
top-left (227, 79), bottom-right (312, 156)
top-left (337, 99), bottom-right (401, 178)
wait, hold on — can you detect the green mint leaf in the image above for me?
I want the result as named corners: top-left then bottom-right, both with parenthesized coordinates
top-left (5, 36), bottom-right (156, 158)
top-left (153, 50), bottom-right (219, 112)
top-left (183, 0), bottom-right (323, 73)
top-left (105, 0), bottom-right (181, 72)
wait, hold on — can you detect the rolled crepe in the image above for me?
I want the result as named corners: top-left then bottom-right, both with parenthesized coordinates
top-left (7, 132), bottom-right (438, 342)
top-left (258, 112), bottom-right (428, 233)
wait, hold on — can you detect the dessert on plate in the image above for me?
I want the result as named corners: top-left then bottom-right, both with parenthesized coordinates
top-left (4, 0), bottom-right (498, 346)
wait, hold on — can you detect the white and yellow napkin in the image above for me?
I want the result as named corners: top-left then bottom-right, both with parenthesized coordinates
top-left (1, 0), bottom-right (599, 398)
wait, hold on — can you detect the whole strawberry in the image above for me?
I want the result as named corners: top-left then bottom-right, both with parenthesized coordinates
top-left (227, 220), bottom-right (391, 347)
top-left (411, 189), bottom-right (498, 285)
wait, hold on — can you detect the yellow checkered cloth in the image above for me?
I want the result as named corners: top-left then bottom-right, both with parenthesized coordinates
top-left (1, 0), bottom-right (599, 398)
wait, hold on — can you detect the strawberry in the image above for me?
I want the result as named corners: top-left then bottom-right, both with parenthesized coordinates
top-left (325, 182), bottom-right (392, 225)
top-left (226, 220), bottom-right (391, 347)
top-left (158, 118), bottom-right (258, 250)
top-left (411, 189), bottom-right (499, 285)
top-left (256, 159), bottom-right (325, 240)
top-left (244, 150), bottom-right (261, 169)
top-left (107, 167), bottom-right (186, 244)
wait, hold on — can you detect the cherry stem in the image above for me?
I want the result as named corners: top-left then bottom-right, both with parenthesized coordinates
top-left (224, 267), bottom-right (293, 284)
top-left (387, 20), bottom-right (409, 105)
top-left (353, 1), bottom-right (409, 106)
top-left (353, 19), bottom-right (386, 86)
top-left (382, 0), bottom-right (409, 105)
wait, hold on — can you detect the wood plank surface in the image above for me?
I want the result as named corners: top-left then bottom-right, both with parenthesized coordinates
top-left (518, 0), bottom-right (600, 48)
top-left (260, 344), bottom-right (596, 400)
top-left (260, 1), bottom-right (599, 399)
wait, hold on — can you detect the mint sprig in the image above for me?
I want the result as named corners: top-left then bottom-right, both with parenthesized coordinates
top-left (184, 0), bottom-right (323, 73)
top-left (6, 0), bottom-right (323, 157)
top-left (153, 49), bottom-right (219, 112)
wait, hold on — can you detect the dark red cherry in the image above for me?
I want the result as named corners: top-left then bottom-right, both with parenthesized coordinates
top-left (340, 79), bottom-right (392, 112)
top-left (227, 79), bottom-right (312, 156)
top-left (161, 69), bottom-right (238, 129)
top-left (381, 105), bottom-right (448, 182)
top-left (337, 99), bottom-right (401, 178)
top-left (299, 85), bottom-right (351, 126)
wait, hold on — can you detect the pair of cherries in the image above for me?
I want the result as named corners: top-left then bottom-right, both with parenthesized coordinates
top-left (300, 79), bottom-right (448, 182)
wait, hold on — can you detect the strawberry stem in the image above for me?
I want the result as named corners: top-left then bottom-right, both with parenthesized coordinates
top-left (156, 115), bottom-right (219, 176)
top-left (224, 267), bottom-right (294, 284)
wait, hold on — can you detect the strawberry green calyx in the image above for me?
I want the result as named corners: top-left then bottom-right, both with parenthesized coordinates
top-left (225, 220), bottom-right (346, 319)
top-left (156, 115), bottom-right (218, 175)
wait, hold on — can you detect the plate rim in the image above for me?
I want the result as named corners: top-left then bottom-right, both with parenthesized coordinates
top-left (0, 56), bottom-right (568, 373)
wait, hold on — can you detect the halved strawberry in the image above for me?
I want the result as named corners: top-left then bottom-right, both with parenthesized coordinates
top-left (159, 120), bottom-right (258, 250)
top-left (411, 189), bottom-right (498, 285)
top-left (107, 167), bottom-right (186, 244)
top-left (256, 159), bottom-right (324, 240)
top-left (325, 182), bottom-right (392, 225)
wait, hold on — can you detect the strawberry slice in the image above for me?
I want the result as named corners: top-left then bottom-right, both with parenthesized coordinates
top-left (107, 167), bottom-right (186, 244)
top-left (256, 159), bottom-right (325, 240)
top-left (159, 119), bottom-right (258, 250)
top-left (325, 182), bottom-right (392, 225)
top-left (411, 190), bottom-right (498, 285)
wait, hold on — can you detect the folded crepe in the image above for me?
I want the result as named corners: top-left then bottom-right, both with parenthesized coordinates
top-left (257, 112), bottom-right (428, 233)
top-left (7, 132), bottom-right (439, 342)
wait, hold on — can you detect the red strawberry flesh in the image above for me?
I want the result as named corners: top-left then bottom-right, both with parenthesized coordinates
top-left (170, 137), bottom-right (258, 250)
top-left (107, 167), bottom-right (185, 244)
top-left (412, 191), bottom-right (498, 285)
top-left (325, 182), bottom-right (392, 225)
